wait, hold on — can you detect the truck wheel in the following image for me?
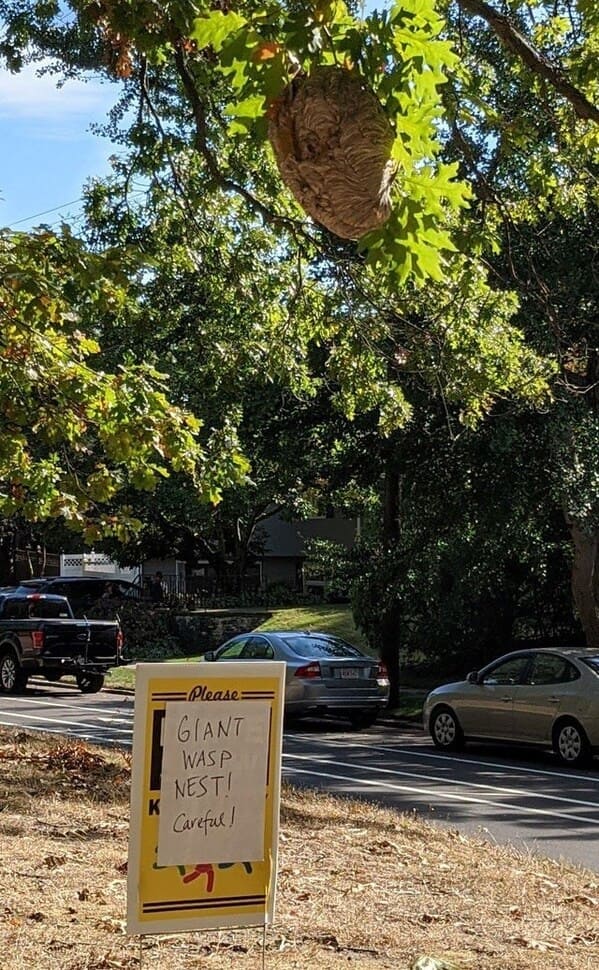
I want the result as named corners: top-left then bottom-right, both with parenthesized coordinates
top-left (44, 671), bottom-right (63, 683)
top-left (0, 648), bottom-right (28, 694)
top-left (76, 672), bottom-right (105, 694)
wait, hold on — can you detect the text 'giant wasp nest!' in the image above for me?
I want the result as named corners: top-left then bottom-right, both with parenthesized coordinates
top-left (268, 65), bottom-right (397, 240)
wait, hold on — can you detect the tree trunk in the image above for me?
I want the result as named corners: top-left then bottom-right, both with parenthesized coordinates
top-left (567, 519), bottom-right (599, 648)
top-left (383, 462), bottom-right (401, 546)
top-left (379, 604), bottom-right (401, 709)
top-left (562, 351), bottom-right (599, 649)
top-left (380, 462), bottom-right (401, 709)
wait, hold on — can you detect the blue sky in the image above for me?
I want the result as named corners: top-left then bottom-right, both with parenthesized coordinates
top-left (0, 61), bottom-right (118, 230)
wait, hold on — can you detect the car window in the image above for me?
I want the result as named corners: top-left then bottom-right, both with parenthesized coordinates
top-left (26, 598), bottom-right (70, 619)
top-left (2, 599), bottom-right (28, 619)
top-left (216, 638), bottom-right (251, 659)
top-left (481, 656), bottom-right (530, 686)
top-left (51, 580), bottom-right (103, 598)
top-left (48, 581), bottom-right (74, 597)
top-left (76, 581), bottom-right (105, 598)
top-left (580, 656), bottom-right (599, 677)
top-left (0, 598), bottom-right (70, 619)
top-left (241, 637), bottom-right (275, 660)
top-left (527, 654), bottom-right (580, 685)
top-left (282, 634), bottom-right (363, 659)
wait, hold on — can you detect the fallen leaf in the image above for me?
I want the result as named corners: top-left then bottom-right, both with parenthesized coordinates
top-left (562, 894), bottom-right (598, 907)
top-left (528, 939), bottom-right (559, 952)
top-left (566, 932), bottom-right (599, 945)
top-left (96, 917), bottom-right (126, 934)
top-left (507, 934), bottom-right (558, 951)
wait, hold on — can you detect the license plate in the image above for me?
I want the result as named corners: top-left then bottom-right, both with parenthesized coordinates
top-left (339, 668), bottom-right (360, 679)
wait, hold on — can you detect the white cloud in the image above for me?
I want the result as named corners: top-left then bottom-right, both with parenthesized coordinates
top-left (0, 60), bottom-right (114, 124)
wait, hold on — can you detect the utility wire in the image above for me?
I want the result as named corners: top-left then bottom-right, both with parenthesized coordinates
top-left (6, 184), bottom-right (152, 230)
top-left (7, 197), bottom-right (85, 228)
top-left (6, 171), bottom-right (159, 231)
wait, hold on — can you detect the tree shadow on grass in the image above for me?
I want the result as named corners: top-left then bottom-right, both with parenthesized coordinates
top-left (280, 782), bottom-right (417, 837)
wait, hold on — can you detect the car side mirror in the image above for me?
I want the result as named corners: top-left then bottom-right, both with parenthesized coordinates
top-left (467, 670), bottom-right (479, 684)
top-left (203, 650), bottom-right (215, 662)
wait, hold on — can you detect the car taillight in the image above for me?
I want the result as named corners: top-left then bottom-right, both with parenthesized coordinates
top-left (31, 630), bottom-right (45, 651)
top-left (116, 629), bottom-right (124, 656)
top-left (294, 662), bottom-right (321, 679)
top-left (377, 661), bottom-right (390, 685)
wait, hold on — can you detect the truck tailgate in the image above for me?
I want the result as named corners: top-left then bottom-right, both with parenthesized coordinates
top-left (41, 620), bottom-right (119, 663)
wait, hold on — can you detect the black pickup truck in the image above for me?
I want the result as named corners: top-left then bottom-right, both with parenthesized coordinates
top-left (0, 590), bottom-right (124, 695)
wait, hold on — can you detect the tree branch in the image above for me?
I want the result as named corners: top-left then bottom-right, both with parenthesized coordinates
top-left (172, 44), bottom-right (352, 266)
top-left (457, 0), bottom-right (599, 124)
top-left (172, 45), bottom-right (311, 235)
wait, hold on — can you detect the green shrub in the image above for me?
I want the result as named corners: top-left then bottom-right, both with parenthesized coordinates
top-left (130, 636), bottom-right (186, 661)
top-left (86, 599), bottom-right (182, 660)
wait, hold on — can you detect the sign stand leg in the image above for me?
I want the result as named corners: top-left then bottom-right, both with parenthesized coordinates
top-left (139, 935), bottom-right (143, 969)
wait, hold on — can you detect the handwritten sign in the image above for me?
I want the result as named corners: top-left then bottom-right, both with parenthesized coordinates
top-left (157, 700), bottom-right (270, 866)
top-left (127, 661), bottom-right (285, 936)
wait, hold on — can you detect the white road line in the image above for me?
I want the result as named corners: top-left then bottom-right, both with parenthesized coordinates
top-left (283, 751), bottom-right (599, 813)
top-left (2, 696), bottom-right (134, 718)
top-left (5, 704), bottom-right (598, 823)
top-left (283, 761), bottom-right (599, 825)
top-left (287, 733), bottom-right (599, 785)
top-left (0, 711), bottom-right (131, 735)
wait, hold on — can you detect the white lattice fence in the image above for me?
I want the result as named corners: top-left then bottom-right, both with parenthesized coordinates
top-left (60, 553), bottom-right (140, 582)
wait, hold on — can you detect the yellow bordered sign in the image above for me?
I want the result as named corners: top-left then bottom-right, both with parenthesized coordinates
top-left (127, 661), bottom-right (285, 935)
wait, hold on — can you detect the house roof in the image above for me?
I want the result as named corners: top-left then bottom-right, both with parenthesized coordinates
top-left (259, 513), bottom-right (358, 558)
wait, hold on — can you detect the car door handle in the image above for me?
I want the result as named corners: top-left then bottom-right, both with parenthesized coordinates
top-left (548, 696), bottom-right (560, 703)
top-left (501, 696), bottom-right (512, 703)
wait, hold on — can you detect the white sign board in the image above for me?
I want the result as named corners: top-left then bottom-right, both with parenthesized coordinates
top-left (157, 700), bottom-right (271, 866)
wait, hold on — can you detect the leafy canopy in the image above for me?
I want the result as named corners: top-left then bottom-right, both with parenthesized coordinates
top-left (2, 0), bottom-right (586, 539)
top-left (3, 0), bottom-right (470, 284)
top-left (0, 227), bottom-right (249, 540)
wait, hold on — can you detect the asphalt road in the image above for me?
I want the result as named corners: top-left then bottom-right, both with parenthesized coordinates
top-left (2, 681), bottom-right (599, 872)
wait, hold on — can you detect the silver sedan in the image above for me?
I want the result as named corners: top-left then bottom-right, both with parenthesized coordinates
top-left (204, 630), bottom-right (390, 728)
top-left (423, 647), bottom-right (599, 767)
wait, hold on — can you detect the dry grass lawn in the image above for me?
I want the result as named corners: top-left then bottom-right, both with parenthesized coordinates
top-left (1, 726), bottom-right (599, 970)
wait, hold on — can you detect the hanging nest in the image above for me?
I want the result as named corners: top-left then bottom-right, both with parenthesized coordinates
top-left (268, 65), bottom-right (397, 240)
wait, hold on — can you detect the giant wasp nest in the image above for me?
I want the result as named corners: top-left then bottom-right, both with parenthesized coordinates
top-left (268, 66), bottom-right (397, 240)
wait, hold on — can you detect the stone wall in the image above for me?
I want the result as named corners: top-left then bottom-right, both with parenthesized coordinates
top-left (174, 609), bottom-right (272, 653)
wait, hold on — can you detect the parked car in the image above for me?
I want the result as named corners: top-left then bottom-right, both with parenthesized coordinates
top-left (0, 590), bottom-right (124, 694)
top-left (15, 576), bottom-right (140, 616)
top-left (204, 630), bottom-right (390, 728)
top-left (423, 647), bottom-right (599, 767)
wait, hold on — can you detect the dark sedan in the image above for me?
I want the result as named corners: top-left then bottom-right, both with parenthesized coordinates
top-left (205, 630), bottom-right (390, 728)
